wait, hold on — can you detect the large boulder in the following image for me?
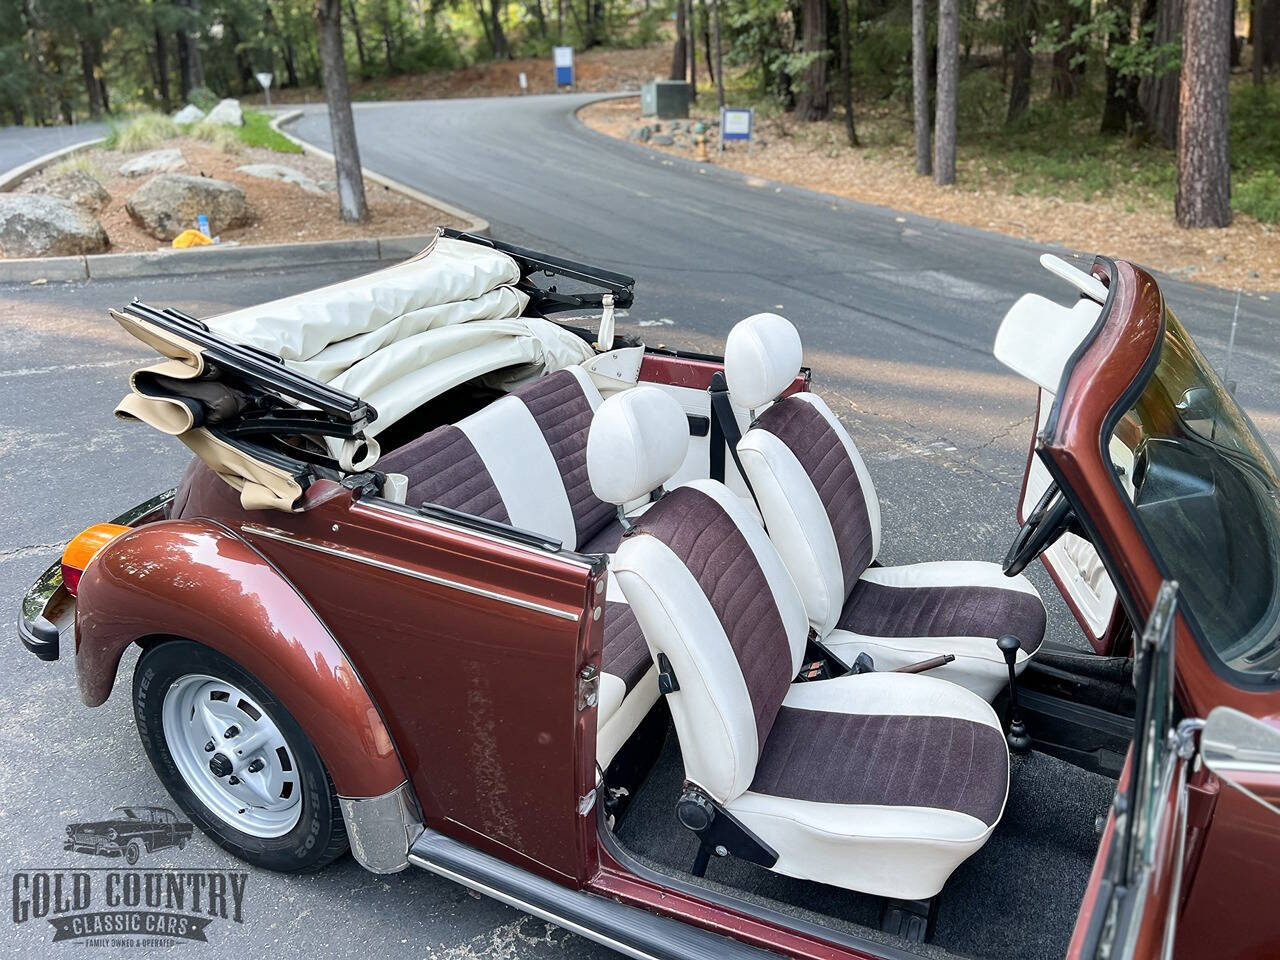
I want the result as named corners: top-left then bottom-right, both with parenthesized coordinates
top-left (126, 174), bottom-right (251, 240)
top-left (205, 98), bottom-right (244, 127)
top-left (119, 148), bottom-right (186, 178)
top-left (0, 195), bottom-right (108, 258)
top-left (173, 104), bottom-right (205, 125)
top-left (235, 163), bottom-right (324, 195)
top-left (30, 169), bottom-right (110, 213)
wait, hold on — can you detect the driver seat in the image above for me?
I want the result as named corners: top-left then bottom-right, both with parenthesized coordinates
top-left (725, 313), bottom-right (1045, 701)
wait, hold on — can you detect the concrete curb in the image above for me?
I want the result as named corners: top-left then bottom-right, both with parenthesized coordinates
top-left (0, 110), bottom-right (489, 284)
top-left (0, 136), bottom-right (106, 192)
top-left (0, 233), bottom-right (440, 284)
top-left (270, 110), bottom-right (489, 235)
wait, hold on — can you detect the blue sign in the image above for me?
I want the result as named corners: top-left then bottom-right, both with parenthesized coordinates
top-left (554, 46), bottom-right (574, 87)
top-left (721, 107), bottom-right (753, 141)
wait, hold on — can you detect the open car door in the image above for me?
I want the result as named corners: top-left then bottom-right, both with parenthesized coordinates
top-left (1070, 580), bottom-right (1196, 960)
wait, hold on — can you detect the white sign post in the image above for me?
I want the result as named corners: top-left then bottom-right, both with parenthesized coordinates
top-left (553, 46), bottom-right (574, 88)
top-left (519, 71), bottom-right (528, 94)
top-left (255, 71), bottom-right (274, 107)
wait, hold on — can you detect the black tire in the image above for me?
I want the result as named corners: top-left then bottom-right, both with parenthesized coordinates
top-left (125, 839), bottom-right (142, 865)
top-left (133, 640), bottom-right (348, 873)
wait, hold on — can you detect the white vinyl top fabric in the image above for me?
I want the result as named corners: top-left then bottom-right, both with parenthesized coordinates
top-left (203, 235), bottom-right (594, 437)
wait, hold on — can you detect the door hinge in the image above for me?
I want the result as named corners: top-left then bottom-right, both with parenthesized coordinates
top-left (577, 789), bottom-right (597, 816)
top-left (1174, 717), bottom-right (1206, 760)
top-left (577, 663), bottom-right (600, 711)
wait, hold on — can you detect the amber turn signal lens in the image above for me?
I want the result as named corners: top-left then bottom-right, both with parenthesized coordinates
top-left (61, 523), bottom-right (130, 596)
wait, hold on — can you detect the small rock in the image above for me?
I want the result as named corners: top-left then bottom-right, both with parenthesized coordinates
top-left (0, 195), bottom-right (108, 257)
top-left (670, 120), bottom-right (683, 132)
top-left (627, 126), bottom-right (652, 142)
top-left (236, 163), bottom-right (325, 195)
top-left (119, 148), bottom-right (186, 178)
top-left (651, 135), bottom-right (675, 146)
top-left (317, 179), bottom-right (338, 194)
top-left (126, 173), bottom-right (251, 240)
top-left (204, 98), bottom-right (244, 127)
top-left (30, 169), bottom-right (110, 213)
top-left (173, 104), bottom-right (206, 125)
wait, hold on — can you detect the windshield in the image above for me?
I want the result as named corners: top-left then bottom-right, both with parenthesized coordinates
top-left (113, 807), bottom-right (142, 820)
top-left (1108, 311), bottom-right (1280, 683)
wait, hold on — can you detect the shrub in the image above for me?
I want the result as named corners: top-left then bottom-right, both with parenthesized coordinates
top-left (50, 154), bottom-right (101, 178)
top-left (110, 112), bottom-right (179, 152)
top-left (1235, 170), bottom-right (1280, 224)
top-left (186, 86), bottom-right (220, 112)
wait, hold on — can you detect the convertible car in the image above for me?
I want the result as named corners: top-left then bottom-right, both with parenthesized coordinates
top-left (18, 231), bottom-right (1280, 960)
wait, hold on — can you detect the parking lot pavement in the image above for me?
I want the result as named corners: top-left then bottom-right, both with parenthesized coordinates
top-left (3, 97), bottom-right (1279, 957)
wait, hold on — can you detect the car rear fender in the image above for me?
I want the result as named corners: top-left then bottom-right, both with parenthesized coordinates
top-left (74, 517), bottom-right (407, 801)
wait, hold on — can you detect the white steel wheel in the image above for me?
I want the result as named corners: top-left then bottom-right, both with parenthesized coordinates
top-left (161, 673), bottom-right (302, 838)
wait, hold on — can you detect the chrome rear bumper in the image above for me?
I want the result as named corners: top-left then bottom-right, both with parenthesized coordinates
top-left (17, 488), bottom-right (177, 662)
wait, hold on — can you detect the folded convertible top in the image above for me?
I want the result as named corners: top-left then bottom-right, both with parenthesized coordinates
top-left (111, 230), bottom-right (634, 511)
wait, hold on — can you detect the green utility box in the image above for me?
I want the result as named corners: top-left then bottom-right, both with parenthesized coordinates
top-left (641, 81), bottom-right (691, 119)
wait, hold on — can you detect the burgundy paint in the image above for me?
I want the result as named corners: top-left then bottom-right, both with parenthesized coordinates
top-left (74, 518), bottom-right (406, 799)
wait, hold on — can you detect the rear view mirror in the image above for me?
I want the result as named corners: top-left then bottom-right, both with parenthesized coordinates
top-left (1201, 706), bottom-right (1280, 817)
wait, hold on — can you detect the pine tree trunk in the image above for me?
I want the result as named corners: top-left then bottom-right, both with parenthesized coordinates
top-left (687, 0), bottom-right (698, 101)
top-left (1176, 0), bottom-right (1232, 227)
top-left (1138, 0), bottom-right (1182, 147)
top-left (154, 27), bottom-right (172, 112)
top-left (688, 0), bottom-right (698, 100)
top-left (314, 0), bottom-right (368, 223)
top-left (490, 0), bottom-right (508, 58)
top-left (1006, 0), bottom-right (1033, 124)
top-left (712, 0), bottom-right (725, 108)
top-left (671, 0), bottom-right (687, 81)
top-left (347, 1), bottom-right (367, 73)
top-left (1101, 1), bottom-right (1134, 133)
top-left (838, 0), bottom-right (858, 145)
top-left (794, 0), bottom-right (829, 120)
top-left (935, 0), bottom-right (958, 184)
top-left (913, 0), bottom-right (931, 174)
top-left (1253, 0), bottom-right (1266, 84)
top-left (79, 40), bottom-right (103, 119)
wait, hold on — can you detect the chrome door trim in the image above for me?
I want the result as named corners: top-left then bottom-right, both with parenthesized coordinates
top-left (241, 524), bottom-right (581, 622)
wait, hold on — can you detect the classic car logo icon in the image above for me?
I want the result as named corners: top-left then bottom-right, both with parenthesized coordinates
top-left (63, 805), bottom-right (194, 865)
top-left (8, 806), bottom-right (248, 947)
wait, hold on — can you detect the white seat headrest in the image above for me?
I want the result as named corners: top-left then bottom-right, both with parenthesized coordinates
top-left (724, 313), bottom-right (803, 410)
top-left (587, 387), bottom-right (689, 505)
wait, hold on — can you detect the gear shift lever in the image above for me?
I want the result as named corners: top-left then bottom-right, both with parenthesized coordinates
top-left (997, 635), bottom-right (1031, 754)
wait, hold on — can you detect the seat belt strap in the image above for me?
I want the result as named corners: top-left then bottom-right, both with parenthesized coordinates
top-left (708, 372), bottom-right (755, 506)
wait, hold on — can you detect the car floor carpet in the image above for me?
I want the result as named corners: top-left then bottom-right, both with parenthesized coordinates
top-left (612, 729), bottom-right (1116, 960)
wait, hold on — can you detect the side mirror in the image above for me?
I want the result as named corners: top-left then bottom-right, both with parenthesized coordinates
top-left (1176, 385), bottom-right (1218, 421)
top-left (1201, 706), bottom-right (1280, 817)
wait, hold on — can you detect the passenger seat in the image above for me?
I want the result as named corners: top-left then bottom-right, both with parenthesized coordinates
top-left (588, 386), bottom-right (1009, 905)
top-left (724, 313), bottom-right (1045, 701)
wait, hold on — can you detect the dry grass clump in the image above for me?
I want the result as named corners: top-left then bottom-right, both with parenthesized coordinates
top-left (110, 112), bottom-right (179, 152)
top-left (189, 121), bottom-right (244, 154)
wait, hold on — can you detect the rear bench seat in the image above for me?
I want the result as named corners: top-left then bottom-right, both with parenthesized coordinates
top-left (377, 367), bottom-right (655, 768)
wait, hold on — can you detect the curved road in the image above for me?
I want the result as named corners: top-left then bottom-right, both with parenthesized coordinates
top-left (0, 95), bottom-right (1277, 960)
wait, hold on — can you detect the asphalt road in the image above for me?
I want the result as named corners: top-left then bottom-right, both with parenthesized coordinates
top-left (0, 122), bottom-right (108, 179)
top-left (1, 94), bottom-right (1278, 959)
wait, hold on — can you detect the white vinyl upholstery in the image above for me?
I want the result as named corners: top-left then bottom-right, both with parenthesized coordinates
top-left (587, 387), bottom-right (690, 506)
top-left (727, 313), bottom-right (1044, 701)
top-left (727, 676), bottom-right (1007, 901)
top-left (601, 391), bottom-right (1008, 902)
top-left (459, 395), bottom-right (579, 546)
top-left (827, 562), bottom-right (1042, 701)
top-left (739, 392), bottom-right (881, 635)
top-left (724, 312), bottom-right (803, 410)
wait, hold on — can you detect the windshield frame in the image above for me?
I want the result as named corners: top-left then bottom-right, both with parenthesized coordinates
top-left (1043, 257), bottom-right (1280, 697)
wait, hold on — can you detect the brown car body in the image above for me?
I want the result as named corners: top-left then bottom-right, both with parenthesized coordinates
top-left (20, 255), bottom-right (1280, 960)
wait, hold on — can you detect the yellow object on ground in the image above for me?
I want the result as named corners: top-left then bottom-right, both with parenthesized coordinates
top-left (172, 229), bottom-right (213, 248)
